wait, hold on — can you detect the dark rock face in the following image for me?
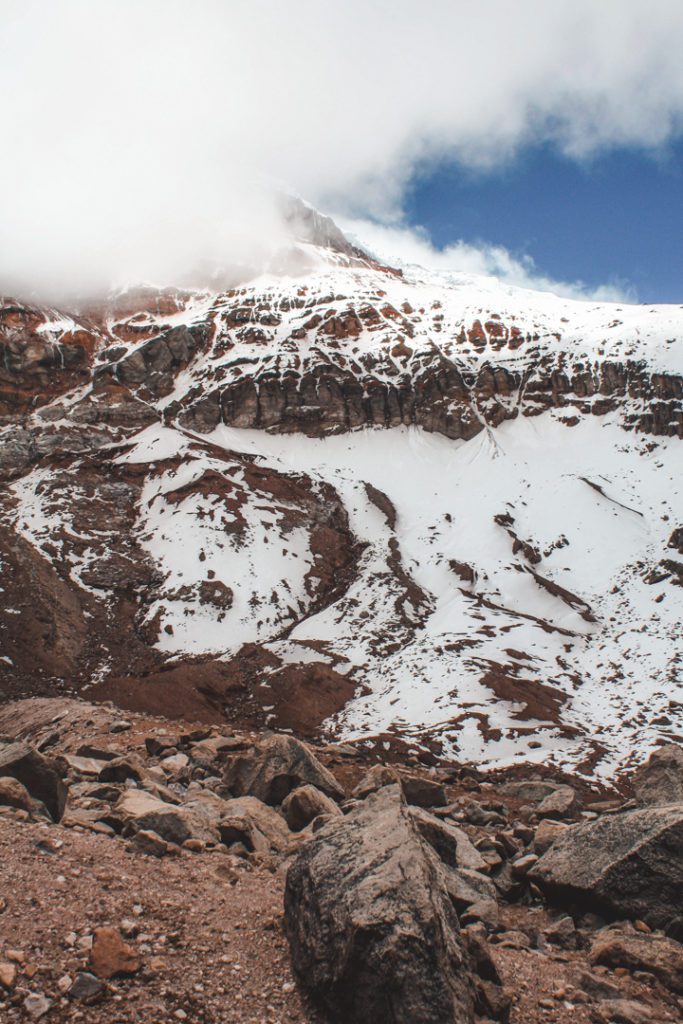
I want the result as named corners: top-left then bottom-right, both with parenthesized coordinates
top-left (0, 742), bottom-right (67, 821)
top-left (284, 786), bottom-right (475, 1024)
top-left (224, 734), bottom-right (345, 806)
top-left (529, 804), bottom-right (683, 928)
top-left (631, 744), bottom-right (683, 806)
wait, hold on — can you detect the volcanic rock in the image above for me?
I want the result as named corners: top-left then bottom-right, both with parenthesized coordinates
top-left (281, 784), bottom-right (342, 831)
top-left (284, 785), bottom-right (475, 1024)
top-left (529, 804), bottom-right (683, 928)
top-left (590, 929), bottom-right (683, 993)
top-left (0, 742), bottom-right (67, 821)
top-left (631, 744), bottom-right (683, 806)
top-left (224, 734), bottom-right (344, 805)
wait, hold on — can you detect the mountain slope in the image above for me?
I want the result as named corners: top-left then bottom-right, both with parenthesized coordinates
top-left (1, 229), bottom-right (681, 778)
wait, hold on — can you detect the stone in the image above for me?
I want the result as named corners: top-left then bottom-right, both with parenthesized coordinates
top-left (500, 779), bottom-right (560, 803)
top-left (632, 744), bottom-right (683, 807)
top-left (69, 971), bottom-right (105, 1004)
top-left (351, 764), bottom-right (399, 799)
top-left (591, 999), bottom-right (654, 1024)
top-left (410, 806), bottom-right (488, 872)
top-left (461, 900), bottom-right (500, 930)
top-left (284, 785), bottom-right (475, 1024)
top-left (219, 796), bottom-right (293, 854)
top-left (89, 927), bottom-right (141, 979)
top-left (442, 866), bottom-right (498, 912)
top-left (128, 829), bottom-right (170, 857)
top-left (160, 753), bottom-right (189, 773)
top-left (98, 756), bottom-right (143, 784)
top-left (510, 853), bottom-right (538, 876)
top-left (0, 742), bottom-right (67, 821)
top-left (0, 962), bottom-right (16, 989)
top-left (63, 754), bottom-right (110, 778)
top-left (529, 804), bottom-right (683, 929)
top-left (544, 915), bottom-right (577, 950)
top-left (590, 930), bottom-right (683, 994)
top-left (399, 773), bottom-right (448, 808)
top-left (572, 969), bottom-right (623, 1001)
top-left (281, 784), bottom-right (342, 831)
top-left (115, 790), bottom-right (218, 845)
top-left (0, 776), bottom-right (33, 812)
top-left (23, 993), bottom-right (51, 1019)
top-left (144, 735), bottom-right (179, 757)
top-left (533, 818), bottom-right (569, 855)
top-left (537, 785), bottom-right (580, 819)
top-left (224, 734), bottom-right (344, 805)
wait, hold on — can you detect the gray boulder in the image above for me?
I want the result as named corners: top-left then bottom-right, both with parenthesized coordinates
top-left (284, 785), bottom-right (475, 1024)
top-left (224, 734), bottom-right (344, 805)
top-left (218, 796), bottom-right (293, 854)
top-left (0, 742), bottom-right (67, 821)
top-left (529, 804), bottom-right (683, 928)
top-left (281, 784), bottom-right (342, 831)
top-left (632, 744), bottom-right (683, 807)
top-left (409, 807), bottom-right (488, 872)
top-left (114, 790), bottom-right (219, 845)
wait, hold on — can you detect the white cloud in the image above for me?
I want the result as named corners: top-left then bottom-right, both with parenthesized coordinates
top-left (1, 0), bottom-right (682, 297)
top-left (337, 219), bottom-right (635, 302)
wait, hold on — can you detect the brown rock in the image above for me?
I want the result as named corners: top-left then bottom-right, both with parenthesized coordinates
top-left (0, 962), bottom-right (17, 989)
top-left (352, 764), bottom-right (399, 799)
top-left (281, 784), bottom-right (342, 832)
top-left (0, 776), bottom-right (33, 812)
top-left (0, 742), bottom-right (67, 821)
top-left (224, 734), bottom-right (344, 806)
top-left (590, 929), bottom-right (683, 994)
top-left (89, 927), bottom-right (141, 979)
top-left (533, 818), bottom-right (569, 854)
top-left (400, 773), bottom-right (448, 808)
top-left (632, 744), bottom-right (683, 807)
top-left (537, 785), bottom-right (580, 819)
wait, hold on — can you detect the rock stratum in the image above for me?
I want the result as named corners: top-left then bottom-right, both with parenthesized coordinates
top-left (1, 210), bottom-right (682, 779)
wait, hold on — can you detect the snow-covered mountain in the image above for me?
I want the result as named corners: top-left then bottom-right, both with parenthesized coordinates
top-left (1, 211), bottom-right (681, 779)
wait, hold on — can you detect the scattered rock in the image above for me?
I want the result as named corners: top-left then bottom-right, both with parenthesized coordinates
top-left (590, 929), bottom-right (683, 993)
top-left (0, 776), bottom-right (33, 813)
top-left (128, 828), bottom-right (171, 857)
top-left (500, 780), bottom-right (560, 803)
top-left (0, 742), bottom-right (67, 821)
top-left (68, 971), bottom-right (105, 1004)
top-left (219, 796), bottom-right (293, 854)
top-left (410, 806), bottom-right (488, 872)
top-left (400, 773), bottom-right (448, 808)
top-left (529, 804), bottom-right (683, 928)
top-left (281, 784), bottom-right (342, 832)
top-left (632, 744), bottom-right (683, 807)
top-left (351, 764), bottom-right (399, 799)
top-left (284, 785), bottom-right (475, 1024)
top-left (115, 790), bottom-right (218, 845)
top-left (23, 993), bottom-right (51, 1019)
top-left (533, 818), bottom-right (569, 855)
top-left (591, 998), bottom-right (654, 1023)
top-left (224, 734), bottom-right (344, 805)
top-left (537, 785), bottom-right (580, 819)
top-left (0, 962), bottom-right (17, 989)
top-left (89, 927), bottom-right (141, 979)
top-left (544, 915), bottom-right (577, 950)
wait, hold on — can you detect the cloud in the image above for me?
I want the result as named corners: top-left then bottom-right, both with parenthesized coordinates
top-left (337, 219), bottom-right (635, 302)
top-left (1, 0), bottom-right (682, 297)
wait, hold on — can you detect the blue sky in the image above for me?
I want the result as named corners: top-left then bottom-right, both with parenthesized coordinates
top-left (403, 142), bottom-right (683, 305)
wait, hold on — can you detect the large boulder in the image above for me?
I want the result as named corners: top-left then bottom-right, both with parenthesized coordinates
top-left (218, 796), bottom-right (293, 854)
top-left (281, 784), bottom-right (342, 831)
top-left (0, 742), bottom-right (67, 821)
top-left (409, 807), bottom-right (488, 872)
top-left (631, 744), bottom-right (683, 807)
top-left (114, 790), bottom-right (219, 845)
top-left (284, 785), bottom-right (475, 1024)
top-left (529, 804), bottom-right (683, 928)
top-left (224, 734), bottom-right (344, 805)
